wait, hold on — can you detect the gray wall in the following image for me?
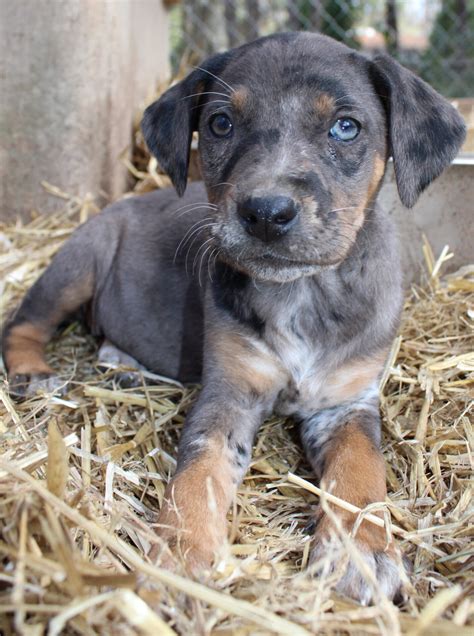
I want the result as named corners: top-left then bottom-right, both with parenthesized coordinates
top-left (0, 0), bottom-right (170, 221)
top-left (381, 161), bottom-right (474, 281)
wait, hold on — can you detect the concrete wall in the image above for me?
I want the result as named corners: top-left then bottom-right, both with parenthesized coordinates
top-left (0, 0), bottom-right (170, 222)
top-left (380, 161), bottom-right (474, 282)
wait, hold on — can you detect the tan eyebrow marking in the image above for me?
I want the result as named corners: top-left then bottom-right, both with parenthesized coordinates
top-left (230, 86), bottom-right (249, 111)
top-left (314, 93), bottom-right (336, 116)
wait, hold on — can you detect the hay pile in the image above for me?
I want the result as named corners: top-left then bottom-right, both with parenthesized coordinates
top-left (0, 168), bottom-right (473, 635)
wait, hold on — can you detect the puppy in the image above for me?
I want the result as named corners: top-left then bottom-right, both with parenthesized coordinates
top-left (2, 33), bottom-right (465, 602)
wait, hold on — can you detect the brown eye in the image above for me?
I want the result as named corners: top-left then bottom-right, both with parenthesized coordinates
top-left (209, 113), bottom-right (233, 138)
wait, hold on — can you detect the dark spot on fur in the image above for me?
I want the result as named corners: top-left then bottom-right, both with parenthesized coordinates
top-left (337, 143), bottom-right (368, 178)
top-left (330, 310), bottom-right (344, 323)
top-left (407, 139), bottom-right (429, 163)
top-left (212, 262), bottom-right (265, 334)
top-left (236, 443), bottom-right (247, 456)
top-left (300, 171), bottom-right (332, 212)
top-left (220, 136), bottom-right (261, 183)
top-left (289, 314), bottom-right (305, 341)
top-left (220, 129), bottom-right (281, 182)
top-left (261, 128), bottom-right (280, 151)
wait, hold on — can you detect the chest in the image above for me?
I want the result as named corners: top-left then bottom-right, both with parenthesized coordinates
top-left (258, 285), bottom-right (379, 418)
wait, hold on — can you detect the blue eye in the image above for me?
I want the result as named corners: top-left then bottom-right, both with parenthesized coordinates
top-left (329, 118), bottom-right (360, 141)
top-left (209, 113), bottom-right (233, 138)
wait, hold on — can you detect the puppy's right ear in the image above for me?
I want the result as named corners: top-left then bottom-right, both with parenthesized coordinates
top-left (142, 52), bottom-right (233, 197)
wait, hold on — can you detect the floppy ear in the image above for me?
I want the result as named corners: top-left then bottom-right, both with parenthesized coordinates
top-left (141, 52), bottom-right (233, 197)
top-left (370, 55), bottom-right (466, 208)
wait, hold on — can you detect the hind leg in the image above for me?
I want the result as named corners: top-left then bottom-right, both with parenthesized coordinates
top-left (97, 340), bottom-right (146, 388)
top-left (2, 241), bottom-right (95, 398)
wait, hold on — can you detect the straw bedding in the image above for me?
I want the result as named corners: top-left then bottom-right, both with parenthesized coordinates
top-left (0, 154), bottom-right (473, 635)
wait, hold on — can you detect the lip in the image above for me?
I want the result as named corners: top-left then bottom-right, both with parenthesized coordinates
top-left (256, 253), bottom-right (314, 267)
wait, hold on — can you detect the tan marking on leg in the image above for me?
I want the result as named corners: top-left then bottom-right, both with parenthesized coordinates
top-left (156, 437), bottom-right (235, 569)
top-left (317, 422), bottom-right (388, 551)
top-left (322, 350), bottom-right (387, 405)
top-left (210, 331), bottom-right (285, 395)
top-left (53, 272), bottom-right (95, 321)
top-left (230, 86), bottom-right (249, 112)
top-left (4, 323), bottom-right (52, 376)
top-left (5, 272), bottom-right (94, 378)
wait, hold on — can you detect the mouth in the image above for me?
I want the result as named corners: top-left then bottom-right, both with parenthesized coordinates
top-left (255, 253), bottom-right (315, 267)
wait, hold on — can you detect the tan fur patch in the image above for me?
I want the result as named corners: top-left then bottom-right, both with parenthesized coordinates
top-left (4, 322), bottom-right (52, 376)
top-left (322, 350), bottom-right (387, 405)
top-left (317, 422), bottom-right (389, 551)
top-left (157, 437), bottom-right (234, 569)
top-left (230, 86), bottom-right (249, 111)
top-left (210, 331), bottom-right (285, 395)
top-left (314, 93), bottom-right (336, 117)
top-left (5, 273), bottom-right (94, 377)
top-left (301, 195), bottom-right (319, 223)
top-left (366, 154), bottom-right (386, 204)
top-left (55, 273), bottom-right (95, 319)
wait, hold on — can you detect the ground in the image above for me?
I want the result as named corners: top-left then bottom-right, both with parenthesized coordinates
top-left (0, 179), bottom-right (472, 635)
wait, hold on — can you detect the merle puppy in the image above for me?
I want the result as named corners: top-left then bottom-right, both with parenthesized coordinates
top-left (2, 33), bottom-right (465, 602)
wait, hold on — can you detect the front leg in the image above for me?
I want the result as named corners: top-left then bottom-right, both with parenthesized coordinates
top-left (155, 397), bottom-right (262, 570)
top-left (301, 388), bottom-right (404, 603)
top-left (154, 328), bottom-right (283, 571)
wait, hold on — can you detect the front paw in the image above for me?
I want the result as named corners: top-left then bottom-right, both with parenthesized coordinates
top-left (310, 517), bottom-right (406, 604)
top-left (149, 503), bottom-right (228, 574)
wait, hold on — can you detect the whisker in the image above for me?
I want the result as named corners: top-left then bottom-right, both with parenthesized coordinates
top-left (210, 181), bottom-right (236, 189)
top-left (198, 241), bottom-right (216, 288)
top-left (212, 247), bottom-right (222, 273)
top-left (193, 236), bottom-right (214, 277)
top-left (191, 99), bottom-right (231, 112)
top-left (192, 66), bottom-right (235, 94)
top-left (173, 200), bottom-right (217, 213)
top-left (207, 247), bottom-right (218, 283)
top-left (176, 204), bottom-right (217, 218)
top-left (173, 218), bottom-right (214, 263)
top-left (184, 226), bottom-right (217, 275)
top-left (180, 91), bottom-right (231, 101)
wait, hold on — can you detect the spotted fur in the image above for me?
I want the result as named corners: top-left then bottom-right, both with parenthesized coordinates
top-left (2, 32), bottom-right (465, 602)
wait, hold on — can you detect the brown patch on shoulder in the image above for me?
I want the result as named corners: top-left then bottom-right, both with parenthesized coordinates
top-left (316, 421), bottom-right (389, 551)
top-left (3, 322), bottom-right (52, 376)
top-left (314, 93), bottom-right (336, 117)
top-left (156, 436), bottom-right (234, 570)
top-left (230, 86), bottom-right (249, 112)
top-left (322, 350), bottom-right (387, 406)
top-left (210, 330), bottom-right (285, 396)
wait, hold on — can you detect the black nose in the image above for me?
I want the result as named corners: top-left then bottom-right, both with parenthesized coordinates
top-left (237, 196), bottom-right (298, 242)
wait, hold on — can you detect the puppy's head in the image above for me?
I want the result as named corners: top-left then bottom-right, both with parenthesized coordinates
top-left (143, 33), bottom-right (465, 282)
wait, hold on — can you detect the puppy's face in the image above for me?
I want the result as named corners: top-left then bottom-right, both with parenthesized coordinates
top-left (198, 36), bottom-right (387, 281)
top-left (143, 33), bottom-right (465, 283)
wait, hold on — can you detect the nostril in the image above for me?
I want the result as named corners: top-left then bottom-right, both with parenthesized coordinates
top-left (245, 213), bottom-right (258, 225)
top-left (274, 211), bottom-right (293, 224)
top-left (237, 196), bottom-right (297, 242)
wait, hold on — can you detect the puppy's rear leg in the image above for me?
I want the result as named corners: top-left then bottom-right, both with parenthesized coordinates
top-left (2, 242), bottom-right (95, 397)
top-left (97, 340), bottom-right (146, 388)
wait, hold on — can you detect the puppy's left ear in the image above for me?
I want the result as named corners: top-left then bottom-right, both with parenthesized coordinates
top-left (142, 51), bottom-right (233, 197)
top-left (370, 55), bottom-right (466, 208)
